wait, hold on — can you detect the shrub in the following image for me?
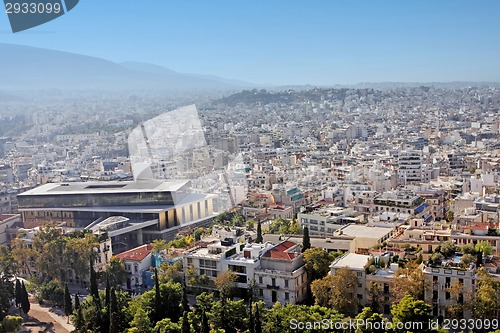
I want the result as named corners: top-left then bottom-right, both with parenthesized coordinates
top-left (39, 281), bottom-right (64, 306)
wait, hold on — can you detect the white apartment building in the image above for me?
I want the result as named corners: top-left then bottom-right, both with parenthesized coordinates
top-left (115, 243), bottom-right (153, 292)
top-left (398, 150), bottom-right (422, 184)
top-left (330, 252), bottom-right (398, 315)
top-left (423, 265), bottom-right (476, 318)
top-left (183, 237), bottom-right (308, 305)
top-left (298, 207), bottom-right (363, 237)
top-left (336, 224), bottom-right (394, 253)
top-left (183, 237), bottom-right (273, 291)
top-left (374, 190), bottom-right (429, 217)
top-left (0, 213), bottom-right (21, 246)
top-left (331, 252), bottom-right (481, 318)
top-left (255, 241), bottom-right (308, 306)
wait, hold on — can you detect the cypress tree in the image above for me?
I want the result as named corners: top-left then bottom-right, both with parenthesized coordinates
top-left (74, 293), bottom-right (80, 310)
top-left (105, 275), bottom-right (111, 308)
top-left (476, 251), bottom-right (483, 266)
top-left (181, 311), bottom-right (190, 333)
top-left (64, 283), bottom-right (73, 320)
top-left (15, 279), bottom-right (21, 308)
top-left (182, 282), bottom-right (189, 313)
top-left (73, 306), bottom-right (84, 331)
top-left (302, 226), bottom-right (311, 252)
top-left (249, 289), bottom-right (254, 333)
top-left (89, 259), bottom-right (99, 306)
top-left (200, 310), bottom-right (209, 333)
top-left (20, 282), bottom-right (30, 315)
top-left (102, 276), bottom-right (111, 333)
top-left (256, 220), bottom-right (263, 243)
top-left (154, 268), bottom-right (161, 322)
top-left (89, 259), bottom-right (104, 332)
top-left (254, 306), bottom-right (262, 333)
top-left (109, 288), bottom-right (119, 333)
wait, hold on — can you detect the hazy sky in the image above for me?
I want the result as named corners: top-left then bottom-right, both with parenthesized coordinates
top-left (1, 1), bottom-right (499, 85)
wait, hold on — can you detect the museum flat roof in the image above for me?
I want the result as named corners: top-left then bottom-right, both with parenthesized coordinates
top-left (18, 179), bottom-right (190, 196)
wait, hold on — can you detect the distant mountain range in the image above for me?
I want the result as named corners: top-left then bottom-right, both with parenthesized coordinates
top-left (0, 43), bottom-right (497, 92)
top-left (0, 43), bottom-right (257, 91)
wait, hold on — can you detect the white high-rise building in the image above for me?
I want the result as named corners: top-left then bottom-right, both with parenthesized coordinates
top-left (398, 150), bottom-right (422, 184)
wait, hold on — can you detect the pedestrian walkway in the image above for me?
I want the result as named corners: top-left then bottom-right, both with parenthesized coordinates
top-left (28, 301), bottom-right (75, 333)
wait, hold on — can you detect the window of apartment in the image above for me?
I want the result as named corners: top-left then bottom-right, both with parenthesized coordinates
top-left (433, 290), bottom-right (438, 301)
top-left (284, 280), bottom-right (289, 288)
top-left (285, 292), bottom-right (289, 300)
top-left (259, 289), bottom-right (263, 297)
top-left (356, 272), bottom-right (363, 277)
top-left (134, 265), bottom-right (138, 273)
top-left (358, 283), bottom-right (362, 288)
top-left (200, 259), bottom-right (217, 269)
top-left (445, 277), bottom-right (450, 288)
top-left (211, 271), bottom-right (217, 278)
top-left (272, 278), bottom-right (276, 287)
top-left (187, 258), bottom-right (192, 265)
top-left (357, 294), bottom-right (363, 301)
top-left (259, 276), bottom-right (263, 284)
top-left (383, 284), bottom-right (389, 294)
top-left (433, 276), bottom-right (438, 283)
top-left (445, 291), bottom-right (450, 300)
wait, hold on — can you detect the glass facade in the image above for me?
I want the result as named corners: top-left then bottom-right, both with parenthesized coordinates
top-left (18, 191), bottom-right (175, 209)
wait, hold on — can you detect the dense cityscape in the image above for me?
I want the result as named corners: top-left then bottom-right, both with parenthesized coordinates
top-left (1, 84), bottom-right (500, 332)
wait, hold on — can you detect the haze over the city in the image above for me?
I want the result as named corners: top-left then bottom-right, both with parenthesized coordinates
top-left (1, 0), bottom-right (499, 86)
top-left (3, 1), bottom-right (500, 332)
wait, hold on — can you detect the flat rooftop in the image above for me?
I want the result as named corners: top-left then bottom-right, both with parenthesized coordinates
top-left (331, 253), bottom-right (370, 270)
top-left (340, 224), bottom-right (393, 239)
top-left (18, 179), bottom-right (190, 196)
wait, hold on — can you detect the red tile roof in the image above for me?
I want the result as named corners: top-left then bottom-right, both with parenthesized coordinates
top-left (263, 241), bottom-right (299, 260)
top-left (115, 243), bottom-right (153, 262)
top-left (316, 200), bottom-right (336, 205)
